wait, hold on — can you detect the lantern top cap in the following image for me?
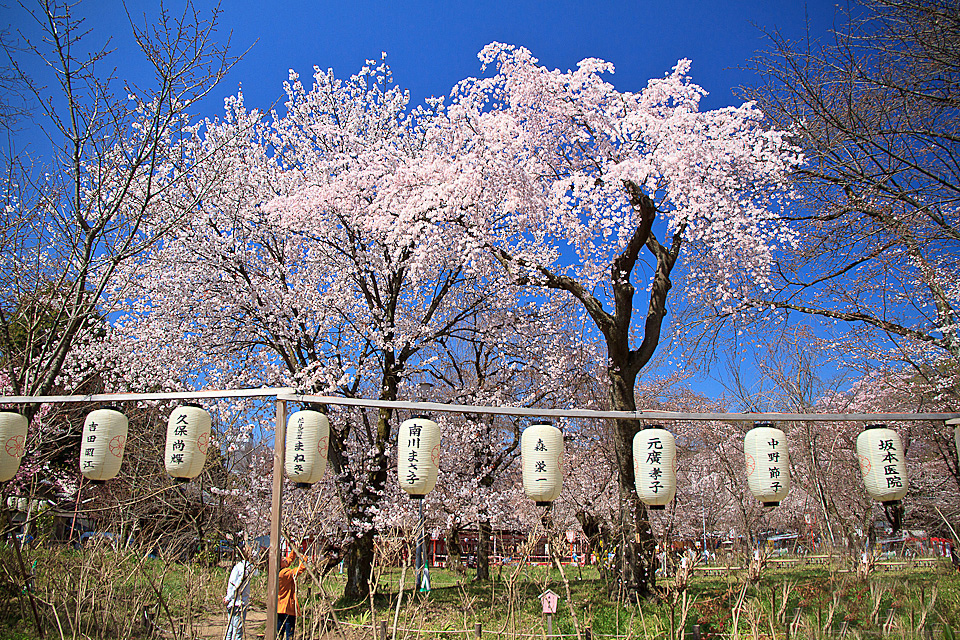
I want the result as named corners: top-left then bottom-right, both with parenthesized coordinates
top-left (411, 414), bottom-right (432, 420)
top-left (179, 402), bottom-right (204, 410)
top-left (642, 424), bottom-right (666, 430)
top-left (530, 419), bottom-right (553, 426)
top-left (95, 405), bottom-right (124, 414)
top-left (753, 421), bottom-right (774, 428)
top-left (865, 423), bottom-right (888, 430)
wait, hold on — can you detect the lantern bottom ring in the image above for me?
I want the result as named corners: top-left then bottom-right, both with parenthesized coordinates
top-left (881, 499), bottom-right (901, 506)
top-left (172, 476), bottom-right (190, 484)
top-left (762, 501), bottom-right (780, 508)
top-left (295, 482), bottom-right (312, 490)
top-left (87, 479), bottom-right (105, 486)
top-left (647, 505), bottom-right (665, 511)
top-left (408, 494), bottom-right (425, 500)
top-left (535, 501), bottom-right (552, 507)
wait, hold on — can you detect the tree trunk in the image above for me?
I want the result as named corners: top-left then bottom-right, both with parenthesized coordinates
top-left (342, 528), bottom-right (376, 602)
top-left (608, 370), bottom-right (658, 600)
top-left (476, 516), bottom-right (492, 581)
top-left (445, 525), bottom-right (464, 575)
top-left (576, 509), bottom-right (610, 572)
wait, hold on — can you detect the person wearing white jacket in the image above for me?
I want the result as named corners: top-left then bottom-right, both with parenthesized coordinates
top-left (223, 556), bottom-right (259, 640)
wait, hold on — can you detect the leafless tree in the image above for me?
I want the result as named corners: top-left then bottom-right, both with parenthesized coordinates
top-left (0, 1), bottom-right (240, 415)
top-left (729, 0), bottom-right (960, 392)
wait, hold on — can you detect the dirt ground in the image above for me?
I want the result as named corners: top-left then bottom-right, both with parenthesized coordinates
top-left (189, 608), bottom-right (267, 639)
top-left (170, 609), bottom-right (352, 640)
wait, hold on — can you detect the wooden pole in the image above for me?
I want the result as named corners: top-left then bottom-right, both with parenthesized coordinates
top-left (267, 399), bottom-right (287, 639)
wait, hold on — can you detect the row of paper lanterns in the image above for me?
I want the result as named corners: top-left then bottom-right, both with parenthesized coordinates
top-left (396, 417), bottom-right (914, 509)
top-left (0, 406), bottom-right (212, 484)
top-left (635, 422), bottom-right (911, 508)
top-left (0, 407), bottom-right (939, 510)
top-left (395, 419), bottom-right (914, 509)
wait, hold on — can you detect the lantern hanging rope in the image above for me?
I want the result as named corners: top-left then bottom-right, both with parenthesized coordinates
top-left (276, 393), bottom-right (960, 423)
top-left (0, 387), bottom-right (955, 422)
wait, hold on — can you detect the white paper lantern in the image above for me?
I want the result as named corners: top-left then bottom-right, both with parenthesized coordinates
top-left (397, 416), bottom-right (440, 498)
top-left (633, 426), bottom-right (677, 510)
top-left (17, 496), bottom-right (27, 512)
top-left (79, 408), bottom-right (128, 483)
top-left (521, 420), bottom-right (563, 506)
top-left (5, 496), bottom-right (14, 510)
top-left (856, 424), bottom-right (908, 504)
top-left (0, 412), bottom-right (27, 482)
top-left (285, 410), bottom-right (330, 488)
top-left (165, 405), bottom-right (212, 481)
top-left (744, 422), bottom-right (790, 507)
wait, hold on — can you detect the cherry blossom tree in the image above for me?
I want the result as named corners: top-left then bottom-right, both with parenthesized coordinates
top-left (111, 54), bottom-right (582, 600)
top-left (106, 39), bottom-right (802, 600)
top-left (420, 300), bottom-right (596, 579)
top-left (417, 43), bottom-right (801, 597)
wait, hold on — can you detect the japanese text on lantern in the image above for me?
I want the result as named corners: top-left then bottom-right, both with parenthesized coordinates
top-left (293, 416), bottom-right (305, 474)
top-left (406, 424), bottom-right (421, 484)
top-left (879, 438), bottom-right (903, 489)
top-left (535, 438), bottom-right (547, 480)
top-left (647, 436), bottom-right (664, 493)
top-left (82, 421), bottom-right (97, 469)
top-left (768, 437), bottom-right (782, 493)
top-left (170, 414), bottom-right (188, 464)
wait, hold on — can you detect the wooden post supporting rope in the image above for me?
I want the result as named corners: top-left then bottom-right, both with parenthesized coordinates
top-left (267, 399), bottom-right (287, 639)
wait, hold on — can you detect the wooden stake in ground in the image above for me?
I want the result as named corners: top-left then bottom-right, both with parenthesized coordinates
top-left (267, 399), bottom-right (287, 636)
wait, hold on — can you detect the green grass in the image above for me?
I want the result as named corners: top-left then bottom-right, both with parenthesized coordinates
top-left (2, 548), bottom-right (959, 639)
top-left (308, 561), bottom-right (960, 640)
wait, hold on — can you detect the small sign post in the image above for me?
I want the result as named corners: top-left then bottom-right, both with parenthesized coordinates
top-left (540, 589), bottom-right (559, 637)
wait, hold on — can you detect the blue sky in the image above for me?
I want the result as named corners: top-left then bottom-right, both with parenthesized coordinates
top-left (5, 0), bottom-right (844, 125)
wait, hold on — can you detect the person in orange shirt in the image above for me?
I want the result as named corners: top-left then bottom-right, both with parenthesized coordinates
top-left (277, 551), bottom-right (307, 640)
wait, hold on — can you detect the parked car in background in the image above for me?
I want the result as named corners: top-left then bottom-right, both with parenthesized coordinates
top-left (78, 532), bottom-right (117, 549)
